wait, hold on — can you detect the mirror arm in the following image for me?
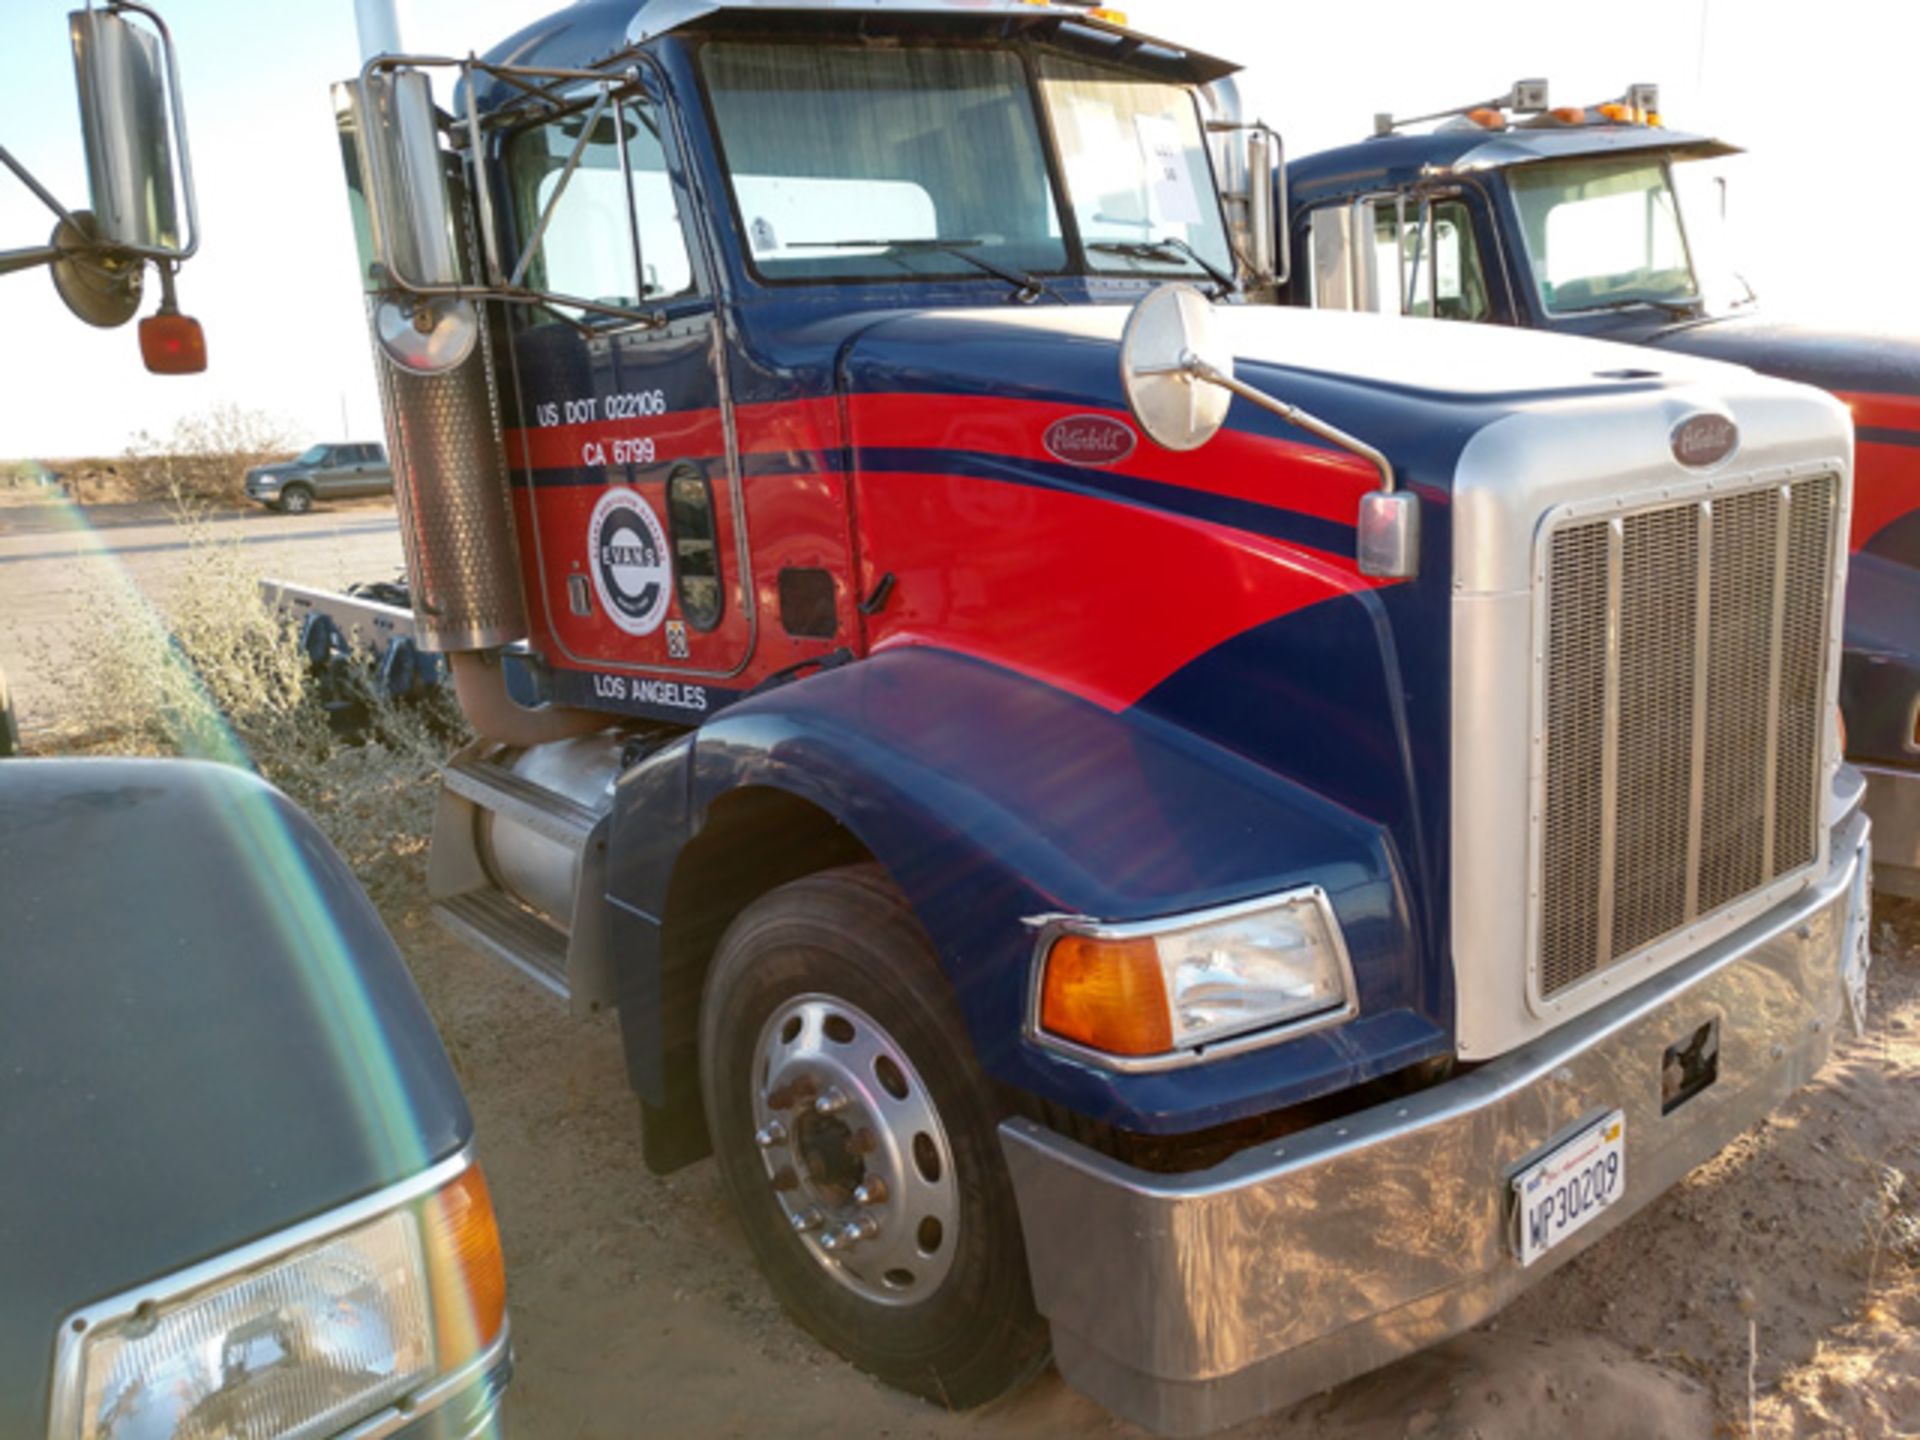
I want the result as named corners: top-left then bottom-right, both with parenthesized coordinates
top-left (0, 145), bottom-right (77, 228)
top-left (508, 83), bottom-right (608, 290)
top-left (463, 53), bottom-right (505, 287)
top-left (1180, 353), bottom-right (1397, 495)
top-left (611, 77), bottom-right (648, 308)
top-left (0, 243), bottom-right (63, 277)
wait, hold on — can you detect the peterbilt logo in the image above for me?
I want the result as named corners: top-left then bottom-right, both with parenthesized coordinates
top-left (1043, 414), bottom-right (1137, 468)
top-left (1671, 413), bottom-right (1739, 468)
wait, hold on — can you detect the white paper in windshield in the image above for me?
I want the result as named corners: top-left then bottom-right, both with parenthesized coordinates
top-left (1135, 113), bottom-right (1202, 228)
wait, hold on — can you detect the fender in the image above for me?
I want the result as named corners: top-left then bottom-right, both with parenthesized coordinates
top-left (604, 646), bottom-right (1450, 1146)
top-left (1842, 552), bottom-right (1920, 767)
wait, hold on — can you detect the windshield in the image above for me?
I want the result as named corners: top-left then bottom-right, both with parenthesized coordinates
top-left (1508, 158), bottom-right (1699, 315)
top-left (698, 41), bottom-right (1230, 286)
top-left (1038, 55), bottom-right (1232, 280)
top-left (701, 43), bottom-right (1067, 283)
top-left (294, 444), bottom-right (329, 466)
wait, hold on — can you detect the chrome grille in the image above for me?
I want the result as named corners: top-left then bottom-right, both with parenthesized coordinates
top-left (1538, 476), bottom-right (1837, 999)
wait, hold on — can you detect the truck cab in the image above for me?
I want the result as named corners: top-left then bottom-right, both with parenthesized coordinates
top-left (1284, 85), bottom-right (1920, 900)
top-left (335, 12), bottom-right (1872, 1432)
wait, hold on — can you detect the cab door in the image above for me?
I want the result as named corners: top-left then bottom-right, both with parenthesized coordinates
top-left (1302, 189), bottom-right (1501, 322)
top-left (499, 75), bottom-right (753, 682)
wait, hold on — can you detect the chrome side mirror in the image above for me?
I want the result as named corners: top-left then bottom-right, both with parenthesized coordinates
top-left (354, 66), bottom-right (461, 292)
top-left (70, 4), bottom-right (195, 259)
top-left (341, 69), bottom-right (477, 373)
top-left (1119, 284), bottom-right (1419, 579)
top-left (1247, 126), bottom-right (1285, 287)
top-left (1308, 200), bottom-right (1386, 313)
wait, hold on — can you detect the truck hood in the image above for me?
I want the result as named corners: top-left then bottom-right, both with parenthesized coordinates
top-left (1638, 313), bottom-right (1920, 399)
top-left (0, 760), bottom-right (469, 1438)
top-left (840, 300), bottom-right (1764, 409)
top-left (834, 300), bottom-right (1805, 475)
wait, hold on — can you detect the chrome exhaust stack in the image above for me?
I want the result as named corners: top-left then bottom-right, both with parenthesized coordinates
top-left (334, 74), bottom-right (530, 657)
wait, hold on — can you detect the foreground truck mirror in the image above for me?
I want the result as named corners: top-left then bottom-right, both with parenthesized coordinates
top-left (0, 4), bottom-right (207, 367)
top-left (70, 3), bottom-right (195, 259)
top-left (1120, 284), bottom-right (1419, 578)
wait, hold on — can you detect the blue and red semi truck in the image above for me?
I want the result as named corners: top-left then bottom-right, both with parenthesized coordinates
top-left (329, 8), bottom-right (1872, 1432)
top-left (1282, 81), bottom-right (1920, 901)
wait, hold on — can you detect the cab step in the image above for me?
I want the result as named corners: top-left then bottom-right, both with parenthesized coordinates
top-left (433, 889), bottom-right (571, 998)
top-left (428, 736), bottom-right (625, 1012)
top-left (442, 752), bottom-right (599, 848)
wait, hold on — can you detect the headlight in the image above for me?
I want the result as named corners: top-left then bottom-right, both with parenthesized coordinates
top-left (56, 1162), bottom-right (506, 1440)
top-left (1034, 887), bottom-right (1356, 1064)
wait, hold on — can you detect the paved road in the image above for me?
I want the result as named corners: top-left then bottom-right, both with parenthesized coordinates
top-left (0, 492), bottom-right (403, 741)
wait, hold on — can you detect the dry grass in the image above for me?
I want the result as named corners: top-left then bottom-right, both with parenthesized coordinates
top-left (30, 503), bottom-right (465, 906)
top-left (11, 403), bottom-right (300, 507)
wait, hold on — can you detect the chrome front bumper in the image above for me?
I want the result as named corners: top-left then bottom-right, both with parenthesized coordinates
top-left (999, 806), bottom-right (1872, 1437)
top-left (1860, 763), bottom-right (1920, 898)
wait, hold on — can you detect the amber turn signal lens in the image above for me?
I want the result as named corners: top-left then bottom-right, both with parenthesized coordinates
top-left (138, 310), bottom-right (207, 374)
top-left (1039, 933), bottom-right (1172, 1056)
top-left (422, 1163), bottom-right (507, 1367)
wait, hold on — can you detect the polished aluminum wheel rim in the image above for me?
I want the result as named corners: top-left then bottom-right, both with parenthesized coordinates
top-left (751, 992), bottom-right (958, 1305)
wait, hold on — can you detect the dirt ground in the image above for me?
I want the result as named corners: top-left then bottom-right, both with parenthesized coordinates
top-left (388, 893), bottom-right (1920, 1440)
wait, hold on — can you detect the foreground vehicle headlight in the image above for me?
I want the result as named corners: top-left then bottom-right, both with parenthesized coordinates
top-left (1034, 887), bottom-right (1357, 1063)
top-left (56, 1161), bottom-right (506, 1440)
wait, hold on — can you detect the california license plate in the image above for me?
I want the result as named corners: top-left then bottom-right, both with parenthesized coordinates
top-left (1512, 1111), bottom-right (1626, 1267)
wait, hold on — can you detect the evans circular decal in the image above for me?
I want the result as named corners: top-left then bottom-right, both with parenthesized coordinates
top-left (589, 487), bottom-right (672, 636)
top-left (1043, 414), bottom-right (1137, 468)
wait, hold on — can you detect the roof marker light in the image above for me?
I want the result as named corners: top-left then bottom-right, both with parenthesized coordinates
top-left (1465, 107), bottom-right (1507, 130)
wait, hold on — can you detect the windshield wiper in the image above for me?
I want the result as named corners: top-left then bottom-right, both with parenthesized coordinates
top-left (791, 237), bottom-right (1055, 304)
top-left (1087, 238), bottom-right (1235, 298)
top-left (1564, 295), bottom-right (1702, 320)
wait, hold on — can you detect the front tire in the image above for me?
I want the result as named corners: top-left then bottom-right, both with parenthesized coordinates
top-left (699, 865), bottom-right (1049, 1408)
top-left (279, 483), bottom-right (314, 515)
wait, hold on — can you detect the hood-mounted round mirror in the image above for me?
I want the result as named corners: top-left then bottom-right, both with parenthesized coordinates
top-left (1116, 282), bottom-right (1420, 579)
top-left (1119, 283), bottom-right (1234, 452)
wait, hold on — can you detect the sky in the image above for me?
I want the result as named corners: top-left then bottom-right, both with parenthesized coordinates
top-left (0, 0), bottom-right (1914, 458)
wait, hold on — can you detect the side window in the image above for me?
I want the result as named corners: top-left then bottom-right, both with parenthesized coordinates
top-left (505, 91), bottom-right (697, 317)
top-left (1372, 200), bottom-right (1489, 321)
top-left (667, 465), bottom-right (723, 632)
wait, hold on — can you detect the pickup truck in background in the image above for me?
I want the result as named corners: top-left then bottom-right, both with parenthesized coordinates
top-left (0, 758), bottom-right (512, 1439)
top-left (246, 440), bottom-right (395, 512)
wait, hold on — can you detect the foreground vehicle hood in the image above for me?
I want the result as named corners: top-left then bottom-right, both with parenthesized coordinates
top-left (0, 759), bottom-right (469, 1437)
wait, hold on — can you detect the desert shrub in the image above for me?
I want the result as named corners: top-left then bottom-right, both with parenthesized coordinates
top-left (38, 508), bottom-right (465, 908)
top-left (123, 402), bottom-right (301, 506)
